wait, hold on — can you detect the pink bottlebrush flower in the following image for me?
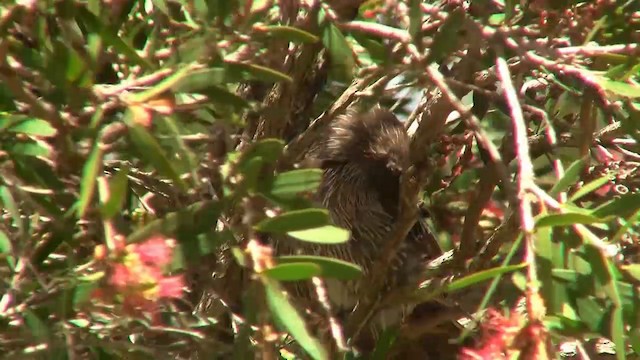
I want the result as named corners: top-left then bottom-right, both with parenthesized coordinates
top-left (109, 263), bottom-right (132, 288)
top-left (134, 235), bottom-right (174, 266)
top-left (158, 275), bottom-right (185, 299)
top-left (460, 309), bottom-right (525, 360)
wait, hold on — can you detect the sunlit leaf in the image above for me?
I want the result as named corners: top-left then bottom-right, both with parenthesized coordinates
top-left (599, 77), bottom-right (640, 98)
top-left (263, 169), bottom-right (323, 198)
top-left (593, 193), bottom-right (640, 218)
top-left (277, 255), bottom-right (363, 280)
top-left (254, 209), bottom-right (329, 233)
top-left (127, 200), bottom-right (222, 244)
top-left (536, 213), bottom-right (603, 228)
top-left (262, 263), bottom-right (322, 281)
top-left (99, 165), bottom-right (130, 219)
top-left (126, 119), bottom-right (188, 191)
top-left (288, 225), bottom-right (350, 244)
top-left (263, 278), bottom-right (328, 360)
top-left (550, 159), bottom-right (585, 197)
top-left (0, 117), bottom-right (57, 137)
top-left (226, 62), bottom-right (293, 83)
top-left (260, 25), bottom-right (319, 44)
top-left (321, 13), bottom-right (355, 81)
top-left (77, 143), bottom-right (103, 217)
top-left (569, 175), bottom-right (613, 202)
top-left (0, 230), bottom-right (15, 270)
top-left (446, 263), bottom-right (526, 293)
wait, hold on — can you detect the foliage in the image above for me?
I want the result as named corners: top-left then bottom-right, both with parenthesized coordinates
top-left (0, 0), bottom-right (640, 359)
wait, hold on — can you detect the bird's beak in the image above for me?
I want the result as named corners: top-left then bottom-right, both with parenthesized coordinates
top-left (387, 160), bottom-right (404, 175)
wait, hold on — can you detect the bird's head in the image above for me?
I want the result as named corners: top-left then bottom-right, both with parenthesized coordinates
top-left (320, 107), bottom-right (411, 174)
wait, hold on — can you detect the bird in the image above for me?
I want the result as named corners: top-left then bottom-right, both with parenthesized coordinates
top-left (273, 106), bottom-right (444, 352)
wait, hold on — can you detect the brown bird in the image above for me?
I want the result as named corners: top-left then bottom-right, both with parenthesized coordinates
top-left (274, 107), bottom-right (444, 350)
top-left (193, 107), bottom-right (450, 359)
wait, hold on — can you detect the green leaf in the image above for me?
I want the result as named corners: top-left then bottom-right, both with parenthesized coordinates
top-left (576, 296), bottom-right (606, 332)
top-left (172, 68), bottom-right (228, 89)
top-left (630, 328), bottom-right (640, 355)
top-left (77, 143), bottom-right (103, 217)
top-left (569, 175), bottom-right (613, 202)
top-left (127, 200), bottom-right (222, 244)
top-left (445, 263), bottom-right (526, 293)
top-left (425, 8), bottom-right (465, 64)
top-left (321, 17), bottom-right (355, 81)
top-left (73, 280), bottom-right (100, 308)
top-left (583, 244), bottom-right (623, 308)
top-left (254, 209), bottom-right (329, 233)
top-left (11, 155), bottom-right (65, 190)
top-left (262, 263), bottom-right (322, 281)
top-left (535, 213), bottom-right (603, 228)
top-left (241, 138), bottom-right (285, 167)
top-left (172, 70), bottom-right (250, 109)
top-left (408, 0), bottom-right (421, 43)
top-left (278, 255), bottom-right (363, 280)
top-left (0, 230), bottom-right (15, 270)
top-left (126, 120), bottom-right (187, 191)
top-left (99, 165), bottom-right (130, 219)
top-left (77, 7), bottom-right (152, 70)
top-left (263, 169), bottom-right (323, 198)
top-left (535, 212), bottom-right (556, 311)
top-left (550, 159), bottom-right (585, 197)
top-left (611, 306), bottom-right (627, 360)
top-left (31, 218), bottom-right (75, 266)
top-left (371, 327), bottom-right (399, 360)
top-left (151, 0), bottom-right (170, 14)
top-left (127, 65), bottom-right (194, 103)
top-left (261, 25), bottom-right (319, 44)
top-left (593, 193), bottom-right (640, 218)
top-left (24, 309), bottom-right (49, 341)
top-left (552, 269), bottom-right (579, 282)
top-left (4, 140), bottom-right (50, 157)
top-left (623, 264), bottom-right (640, 283)
top-left (599, 77), bottom-right (640, 98)
top-left (350, 32), bottom-right (388, 64)
top-left (239, 157), bottom-right (266, 193)
top-left (263, 278), bottom-right (328, 360)
top-left (0, 117), bottom-right (57, 137)
top-left (0, 186), bottom-right (22, 235)
top-left (288, 225), bottom-right (350, 244)
top-left (226, 62), bottom-right (293, 83)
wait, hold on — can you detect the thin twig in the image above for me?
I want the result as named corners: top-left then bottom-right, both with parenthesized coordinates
top-left (496, 54), bottom-right (548, 358)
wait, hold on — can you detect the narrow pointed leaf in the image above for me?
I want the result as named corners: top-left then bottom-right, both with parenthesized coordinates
top-left (277, 255), bottom-right (363, 280)
top-left (288, 225), bottom-right (350, 244)
top-left (263, 279), bottom-right (328, 360)
top-left (255, 209), bottom-right (329, 233)
top-left (262, 263), bottom-right (322, 281)
top-left (77, 143), bottom-right (103, 217)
